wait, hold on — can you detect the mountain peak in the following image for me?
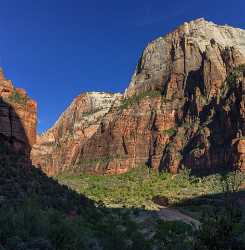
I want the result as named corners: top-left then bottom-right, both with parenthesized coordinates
top-left (170, 19), bottom-right (245, 53)
top-left (32, 20), bottom-right (245, 176)
top-left (125, 19), bottom-right (245, 97)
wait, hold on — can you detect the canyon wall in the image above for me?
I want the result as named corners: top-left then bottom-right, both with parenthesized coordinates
top-left (31, 92), bottom-right (121, 175)
top-left (0, 68), bottom-right (37, 165)
top-left (32, 18), bottom-right (245, 175)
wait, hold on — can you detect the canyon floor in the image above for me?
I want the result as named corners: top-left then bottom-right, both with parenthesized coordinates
top-left (57, 166), bottom-right (245, 217)
top-left (56, 167), bottom-right (245, 248)
top-left (1, 142), bottom-right (245, 249)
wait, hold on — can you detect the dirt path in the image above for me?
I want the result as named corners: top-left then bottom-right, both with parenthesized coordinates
top-left (157, 207), bottom-right (201, 229)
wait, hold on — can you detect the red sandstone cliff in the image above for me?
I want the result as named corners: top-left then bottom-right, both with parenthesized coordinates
top-left (31, 19), bottom-right (245, 175)
top-left (31, 92), bottom-right (121, 175)
top-left (0, 68), bottom-right (37, 164)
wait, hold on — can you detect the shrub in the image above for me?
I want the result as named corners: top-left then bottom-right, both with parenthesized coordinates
top-left (162, 128), bottom-right (177, 137)
top-left (221, 171), bottom-right (245, 193)
top-left (153, 220), bottom-right (194, 250)
top-left (194, 200), bottom-right (245, 250)
top-left (120, 90), bottom-right (162, 110)
top-left (194, 172), bottom-right (245, 250)
top-left (7, 89), bottom-right (28, 106)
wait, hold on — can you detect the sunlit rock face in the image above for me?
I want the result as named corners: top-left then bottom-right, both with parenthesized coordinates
top-left (0, 68), bottom-right (37, 166)
top-left (125, 18), bottom-right (245, 98)
top-left (32, 19), bottom-right (245, 175)
top-left (31, 92), bottom-right (122, 175)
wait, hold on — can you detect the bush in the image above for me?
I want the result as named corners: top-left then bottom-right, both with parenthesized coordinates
top-left (120, 90), bottom-right (162, 109)
top-left (162, 128), bottom-right (177, 137)
top-left (194, 172), bottom-right (245, 250)
top-left (221, 171), bottom-right (245, 193)
top-left (194, 200), bottom-right (245, 250)
top-left (7, 89), bottom-right (27, 106)
top-left (153, 220), bottom-right (194, 250)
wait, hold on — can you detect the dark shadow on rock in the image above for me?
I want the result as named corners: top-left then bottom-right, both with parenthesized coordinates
top-left (0, 97), bottom-right (30, 166)
top-left (0, 97), bottom-right (93, 211)
top-left (180, 76), bottom-right (244, 177)
top-left (1, 97), bottom-right (244, 249)
top-left (173, 190), bottom-right (245, 211)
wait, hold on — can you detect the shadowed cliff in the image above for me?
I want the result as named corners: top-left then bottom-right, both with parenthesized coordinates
top-left (0, 96), bottom-right (92, 208)
top-left (1, 97), bottom-right (245, 249)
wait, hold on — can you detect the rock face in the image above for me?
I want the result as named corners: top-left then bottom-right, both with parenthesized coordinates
top-left (126, 18), bottom-right (245, 98)
top-left (32, 19), bottom-right (245, 175)
top-left (31, 92), bottom-right (121, 175)
top-left (0, 68), bottom-right (37, 165)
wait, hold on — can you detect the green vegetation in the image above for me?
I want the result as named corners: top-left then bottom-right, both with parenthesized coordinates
top-left (227, 64), bottom-right (245, 85)
top-left (1, 139), bottom-right (245, 249)
top-left (58, 167), bottom-right (245, 249)
top-left (161, 128), bottom-right (177, 137)
top-left (0, 150), bottom-right (154, 250)
top-left (221, 64), bottom-right (245, 97)
top-left (57, 166), bottom-right (244, 215)
top-left (0, 199), bottom-right (156, 250)
top-left (120, 90), bottom-right (162, 110)
top-left (153, 220), bottom-right (194, 250)
top-left (82, 107), bottom-right (104, 117)
top-left (195, 198), bottom-right (245, 250)
top-left (77, 154), bottom-right (127, 166)
top-left (7, 89), bottom-right (28, 106)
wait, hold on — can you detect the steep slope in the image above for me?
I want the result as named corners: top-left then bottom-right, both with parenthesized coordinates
top-left (0, 68), bottom-right (37, 166)
top-left (32, 18), bottom-right (245, 175)
top-left (31, 92), bottom-right (122, 175)
top-left (0, 72), bottom-right (154, 250)
top-left (126, 18), bottom-right (245, 98)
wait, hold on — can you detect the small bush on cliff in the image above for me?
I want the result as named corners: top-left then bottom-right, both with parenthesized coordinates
top-left (120, 90), bottom-right (162, 110)
top-left (161, 128), bottom-right (177, 137)
top-left (82, 107), bottom-right (104, 116)
top-left (7, 89), bottom-right (27, 106)
top-left (222, 64), bottom-right (245, 95)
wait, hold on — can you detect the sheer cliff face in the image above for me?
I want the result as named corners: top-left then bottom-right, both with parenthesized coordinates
top-left (0, 69), bottom-right (37, 165)
top-left (32, 19), bottom-right (245, 175)
top-left (31, 92), bottom-right (122, 175)
top-left (125, 18), bottom-right (245, 98)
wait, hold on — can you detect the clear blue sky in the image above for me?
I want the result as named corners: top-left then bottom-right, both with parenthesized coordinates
top-left (0, 0), bottom-right (244, 133)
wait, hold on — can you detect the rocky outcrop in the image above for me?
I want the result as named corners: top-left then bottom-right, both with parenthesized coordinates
top-left (32, 19), bottom-right (245, 175)
top-left (0, 68), bottom-right (37, 165)
top-left (126, 18), bottom-right (245, 98)
top-left (31, 92), bottom-right (121, 175)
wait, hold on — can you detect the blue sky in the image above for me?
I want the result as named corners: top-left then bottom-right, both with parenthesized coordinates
top-left (0, 0), bottom-right (244, 133)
